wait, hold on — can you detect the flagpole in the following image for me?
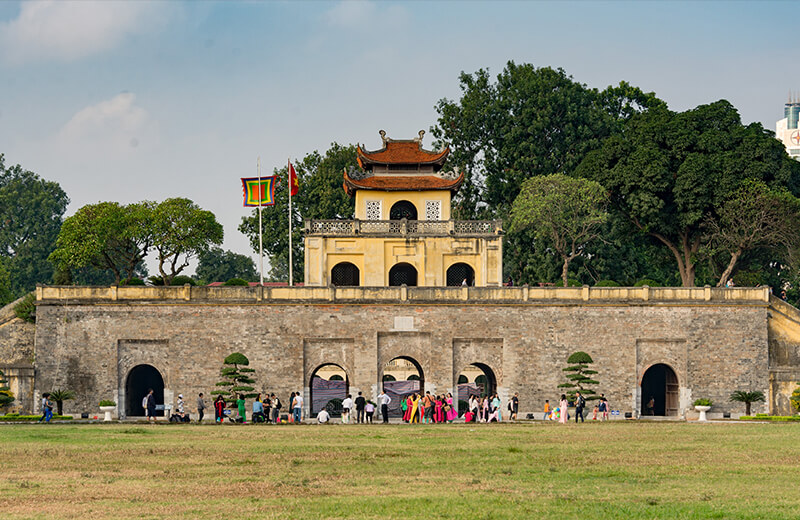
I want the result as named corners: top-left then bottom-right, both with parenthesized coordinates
top-left (258, 157), bottom-right (264, 286)
top-left (288, 158), bottom-right (293, 287)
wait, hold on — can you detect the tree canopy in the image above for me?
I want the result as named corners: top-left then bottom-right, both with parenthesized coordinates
top-left (0, 154), bottom-right (69, 300)
top-left (510, 174), bottom-right (609, 287)
top-left (575, 100), bottom-right (800, 286)
top-left (196, 247), bottom-right (257, 283)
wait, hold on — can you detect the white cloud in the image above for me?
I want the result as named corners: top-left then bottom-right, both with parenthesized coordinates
top-left (0, 1), bottom-right (161, 64)
top-left (56, 92), bottom-right (156, 155)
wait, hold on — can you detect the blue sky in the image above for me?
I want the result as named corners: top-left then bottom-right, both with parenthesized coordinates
top-left (1, 1), bottom-right (797, 277)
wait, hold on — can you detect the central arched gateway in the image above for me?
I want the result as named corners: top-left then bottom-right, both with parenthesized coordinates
top-left (641, 363), bottom-right (679, 416)
top-left (125, 364), bottom-right (164, 417)
top-left (381, 356), bottom-right (424, 416)
top-left (310, 364), bottom-right (348, 417)
top-left (457, 362), bottom-right (498, 416)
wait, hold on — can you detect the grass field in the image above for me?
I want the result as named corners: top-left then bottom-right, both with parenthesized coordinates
top-left (1, 420), bottom-right (798, 519)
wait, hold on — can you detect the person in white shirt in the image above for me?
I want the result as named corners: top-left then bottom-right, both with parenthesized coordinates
top-left (317, 409), bottom-right (330, 424)
top-left (292, 391), bottom-right (304, 423)
top-left (377, 390), bottom-right (392, 423)
top-left (341, 394), bottom-right (354, 424)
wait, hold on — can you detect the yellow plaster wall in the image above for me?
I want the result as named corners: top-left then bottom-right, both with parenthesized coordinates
top-left (354, 190), bottom-right (451, 220)
top-left (304, 234), bottom-right (503, 287)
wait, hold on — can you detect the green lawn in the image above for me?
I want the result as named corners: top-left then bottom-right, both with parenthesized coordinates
top-left (0, 421), bottom-right (797, 519)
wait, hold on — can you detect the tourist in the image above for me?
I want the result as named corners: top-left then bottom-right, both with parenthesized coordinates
top-left (176, 394), bottom-right (185, 421)
top-left (559, 394), bottom-right (568, 424)
top-left (434, 395), bottom-right (443, 423)
top-left (646, 396), bottom-right (655, 416)
top-left (409, 393), bottom-right (420, 423)
top-left (446, 392), bottom-right (457, 423)
top-left (592, 403), bottom-right (598, 420)
top-left (598, 394), bottom-right (608, 421)
top-left (236, 394), bottom-right (246, 423)
top-left (490, 394), bottom-right (502, 422)
top-left (317, 408), bottom-right (330, 424)
top-left (342, 394), bottom-right (353, 424)
top-left (288, 392), bottom-right (296, 421)
top-left (574, 391), bottom-right (585, 423)
top-left (401, 395), bottom-right (409, 422)
top-left (38, 392), bottom-right (51, 423)
top-left (293, 391), bottom-right (303, 423)
top-left (146, 389), bottom-right (157, 422)
top-left (271, 393), bottom-right (281, 423)
top-left (423, 392), bottom-right (434, 424)
top-left (197, 393), bottom-right (206, 423)
top-left (214, 395), bottom-right (225, 423)
top-left (510, 392), bottom-right (519, 421)
top-left (543, 399), bottom-right (551, 420)
top-left (468, 395), bottom-right (478, 422)
top-left (355, 391), bottom-right (366, 424)
top-left (252, 394), bottom-right (265, 423)
top-left (365, 401), bottom-right (375, 423)
top-left (481, 396), bottom-right (489, 422)
top-left (262, 394), bottom-right (271, 423)
top-left (44, 394), bottom-right (54, 422)
top-left (378, 389), bottom-right (391, 423)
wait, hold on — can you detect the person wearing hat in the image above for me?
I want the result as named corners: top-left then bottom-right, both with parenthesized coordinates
top-left (176, 394), bottom-right (185, 421)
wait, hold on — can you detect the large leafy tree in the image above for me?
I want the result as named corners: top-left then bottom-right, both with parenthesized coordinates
top-left (705, 181), bottom-right (800, 287)
top-left (510, 174), bottom-right (609, 287)
top-left (196, 247), bottom-right (257, 283)
top-left (150, 198), bottom-right (223, 286)
top-left (0, 154), bottom-right (69, 298)
top-left (239, 143), bottom-right (358, 281)
top-left (576, 100), bottom-right (800, 286)
top-left (49, 202), bottom-right (153, 285)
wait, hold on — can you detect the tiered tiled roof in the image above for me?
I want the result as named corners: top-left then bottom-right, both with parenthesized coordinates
top-left (356, 129), bottom-right (449, 169)
top-left (343, 170), bottom-right (464, 196)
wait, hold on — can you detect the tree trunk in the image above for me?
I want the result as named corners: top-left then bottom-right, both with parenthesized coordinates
top-left (745, 401), bottom-right (751, 416)
top-left (561, 257), bottom-right (570, 288)
top-left (717, 249), bottom-right (741, 288)
top-left (56, 400), bottom-right (63, 416)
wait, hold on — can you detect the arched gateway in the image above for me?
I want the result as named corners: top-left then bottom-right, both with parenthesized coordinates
top-left (641, 363), bottom-right (679, 416)
top-left (125, 364), bottom-right (164, 417)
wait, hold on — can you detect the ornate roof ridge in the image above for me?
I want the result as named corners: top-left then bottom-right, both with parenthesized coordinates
top-left (356, 130), bottom-right (450, 167)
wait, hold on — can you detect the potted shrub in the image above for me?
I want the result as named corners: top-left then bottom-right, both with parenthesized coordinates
top-left (694, 398), bottom-right (712, 421)
top-left (99, 400), bottom-right (116, 422)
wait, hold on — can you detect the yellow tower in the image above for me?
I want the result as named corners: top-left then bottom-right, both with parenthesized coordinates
top-left (304, 130), bottom-right (503, 287)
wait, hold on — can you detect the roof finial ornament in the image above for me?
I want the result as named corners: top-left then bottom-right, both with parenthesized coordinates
top-left (413, 129), bottom-right (425, 144)
top-left (379, 129), bottom-right (388, 144)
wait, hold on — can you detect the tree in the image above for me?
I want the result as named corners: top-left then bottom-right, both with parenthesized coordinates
top-left (576, 100), bottom-right (800, 286)
top-left (0, 261), bottom-right (13, 306)
top-left (431, 62), bottom-right (664, 219)
top-left (0, 368), bottom-right (14, 409)
top-left (705, 181), bottom-right (800, 287)
top-left (729, 390), bottom-right (765, 416)
top-left (510, 174), bottom-right (609, 287)
top-left (239, 143), bottom-right (357, 281)
top-left (49, 202), bottom-right (153, 285)
top-left (196, 247), bottom-right (257, 283)
top-left (49, 389), bottom-right (75, 416)
top-left (149, 198), bottom-right (223, 286)
top-left (212, 352), bottom-right (257, 401)
top-left (0, 154), bottom-right (69, 297)
top-left (791, 387), bottom-right (800, 414)
top-left (558, 351), bottom-right (600, 403)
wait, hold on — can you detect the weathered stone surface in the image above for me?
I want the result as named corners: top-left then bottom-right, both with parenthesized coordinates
top-left (0, 298), bottom-right (36, 413)
top-left (31, 288), bottom-right (774, 419)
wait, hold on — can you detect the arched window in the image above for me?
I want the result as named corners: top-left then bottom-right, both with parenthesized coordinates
top-left (331, 262), bottom-right (360, 286)
top-left (389, 263), bottom-right (417, 286)
top-left (447, 263), bottom-right (475, 286)
top-left (390, 200), bottom-right (418, 220)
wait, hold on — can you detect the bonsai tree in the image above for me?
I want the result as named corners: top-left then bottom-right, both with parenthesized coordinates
top-left (558, 351), bottom-right (600, 403)
top-left (49, 389), bottom-right (75, 416)
top-left (212, 352), bottom-right (257, 402)
top-left (0, 369), bottom-right (14, 409)
top-left (729, 390), bottom-right (765, 416)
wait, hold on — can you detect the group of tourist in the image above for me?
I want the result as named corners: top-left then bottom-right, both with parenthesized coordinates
top-left (463, 392), bottom-right (519, 423)
top-left (398, 391), bottom-right (458, 423)
top-left (206, 391), bottom-right (304, 424)
top-left (335, 392), bottom-right (378, 424)
top-left (544, 392), bottom-right (610, 423)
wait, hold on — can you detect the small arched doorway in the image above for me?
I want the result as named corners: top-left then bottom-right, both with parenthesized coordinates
top-left (641, 363), bottom-right (679, 416)
top-left (125, 364), bottom-right (165, 417)
top-left (389, 263), bottom-right (417, 286)
top-left (381, 356), bottom-right (424, 416)
top-left (390, 200), bottom-right (418, 220)
top-left (447, 262), bottom-right (475, 286)
top-left (457, 363), bottom-right (497, 416)
top-left (310, 364), bottom-right (348, 417)
top-left (331, 262), bottom-right (360, 286)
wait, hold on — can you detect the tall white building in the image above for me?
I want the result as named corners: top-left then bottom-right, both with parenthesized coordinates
top-left (776, 96), bottom-right (800, 160)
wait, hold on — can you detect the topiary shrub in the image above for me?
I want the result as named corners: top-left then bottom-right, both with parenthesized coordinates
top-left (558, 351), bottom-right (599, 402)
top-left (223, 278), bottom-right (250, 286)
top-left (13, 293), bottom-right (35, 323)
top-left (170, 275), bottom-right (196, 286)
top-left (634, 279), bottom-right (662, 287)
top-left (594, 280), bottom-right (620, 287)
top-left (0, 369), bottom-right (15, 409)
top-left (693, 398), bottom-right (713, 407)
top-left (212, 352), bottom-right (257, 400)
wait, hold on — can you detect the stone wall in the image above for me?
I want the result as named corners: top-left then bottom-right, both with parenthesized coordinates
top-left (0, 298), bottom-right (36, 413)
top-left (32, 286), bottom-right (772, 419)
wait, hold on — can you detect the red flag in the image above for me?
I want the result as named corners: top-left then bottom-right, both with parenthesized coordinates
top-left (289, 160), bottom-right (299, 196)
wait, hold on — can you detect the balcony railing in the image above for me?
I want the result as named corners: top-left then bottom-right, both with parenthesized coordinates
top-left (304, 219), bottom-right (503, 237)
